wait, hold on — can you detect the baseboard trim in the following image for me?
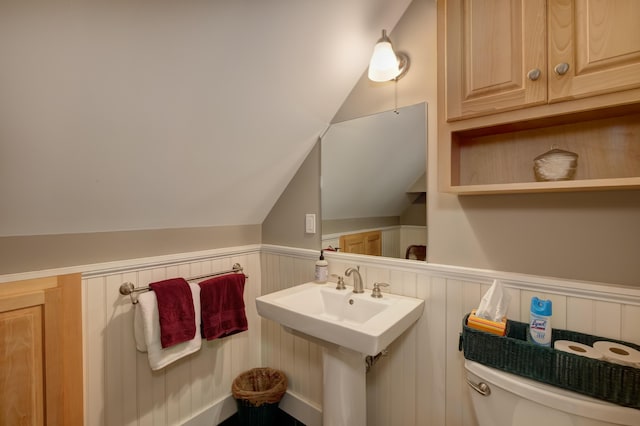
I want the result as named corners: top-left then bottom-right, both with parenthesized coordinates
top-left (181, 390), bottom-right (322, 426)
top-left (182, 394), bottom-right (237, 426)
top-left (279, 390), bottom-right (322, 426)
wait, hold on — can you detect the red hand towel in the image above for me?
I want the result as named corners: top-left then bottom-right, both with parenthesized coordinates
top-left (149, 278), bottom-right (196, 348)
top-left (198, 273), bottom-right (248, 340)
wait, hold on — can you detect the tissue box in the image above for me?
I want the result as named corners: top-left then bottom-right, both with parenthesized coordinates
top-left (466, 309), bottom-right (507, 336)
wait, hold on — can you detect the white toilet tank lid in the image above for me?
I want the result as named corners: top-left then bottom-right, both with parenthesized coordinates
top-left (464, 359), bottom-right (639, 426)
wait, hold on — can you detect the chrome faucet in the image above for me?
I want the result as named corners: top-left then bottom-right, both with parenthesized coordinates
top-left (345, 266), bottom-right (364, 293)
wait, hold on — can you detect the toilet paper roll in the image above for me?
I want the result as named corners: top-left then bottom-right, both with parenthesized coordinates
top-left (554, 340), bottom-right (604, 360)
top-left (593, 341), bottom-right (640, 367)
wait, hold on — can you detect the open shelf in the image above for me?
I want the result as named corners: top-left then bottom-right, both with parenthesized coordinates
top-left (448, 106), bottom-right (640, 194)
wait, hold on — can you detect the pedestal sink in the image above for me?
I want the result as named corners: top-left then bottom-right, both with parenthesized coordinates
top-left (255, 282), bottom-right (424, 426)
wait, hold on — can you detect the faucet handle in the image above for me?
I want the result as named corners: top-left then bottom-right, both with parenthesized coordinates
top-left (331, 274), bottom-right (346, 290)
top-left (371, 282), bottom-right (390, 298)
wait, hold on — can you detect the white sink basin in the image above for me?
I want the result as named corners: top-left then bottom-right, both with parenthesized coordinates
top-left (256, 282), bottom-right (424, 355)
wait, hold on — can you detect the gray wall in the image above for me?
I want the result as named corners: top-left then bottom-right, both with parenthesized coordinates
top-left (262, 141), bottom-right (321, 250)
top-left (0, 225), bottom-right (261, 274)
top-left (321, 216), bottom-right (400, 235)
top-left (400, 193), bottom-right (426, 226)
top-left (264, 0), bottom-right (640, 287)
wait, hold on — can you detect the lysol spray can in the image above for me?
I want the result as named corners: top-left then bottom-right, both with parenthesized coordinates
top-left (528, 297), bottom-right (552, 347)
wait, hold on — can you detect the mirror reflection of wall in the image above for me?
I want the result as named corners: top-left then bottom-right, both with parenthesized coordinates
top-left (321, 102), bottom-right (427, 260)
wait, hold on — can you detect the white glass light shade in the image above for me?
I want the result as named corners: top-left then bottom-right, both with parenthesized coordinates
top-left (368, 40), bottom-right (401, 82)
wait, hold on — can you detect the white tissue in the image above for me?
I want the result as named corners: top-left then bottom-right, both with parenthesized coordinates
top-left (476, 279), bottom-right (511, 323)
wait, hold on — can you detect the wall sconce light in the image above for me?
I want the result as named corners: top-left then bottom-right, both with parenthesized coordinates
top-left (367, 29), bottom-right (410, 82)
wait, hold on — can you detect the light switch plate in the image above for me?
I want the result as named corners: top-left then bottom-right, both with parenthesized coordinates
top-left (305, 213), bottom-right (316, 234)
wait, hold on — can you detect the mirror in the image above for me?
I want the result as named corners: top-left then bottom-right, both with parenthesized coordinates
top-left (321, 102), bottom-right (427, 260)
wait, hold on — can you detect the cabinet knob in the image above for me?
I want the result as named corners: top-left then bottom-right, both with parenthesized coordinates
top-left (527, 68), bottom-right (541, 81)
top-left (554, 62), bottom-right (570, 76)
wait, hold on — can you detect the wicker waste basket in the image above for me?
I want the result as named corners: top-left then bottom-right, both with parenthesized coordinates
top-left (232, 368), bottom-right (287, 426)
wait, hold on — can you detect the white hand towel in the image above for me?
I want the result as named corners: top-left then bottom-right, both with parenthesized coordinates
top-left (134, 282), bottom-right (202, 370)
top-left (134, 302), bottom-right (148, 352)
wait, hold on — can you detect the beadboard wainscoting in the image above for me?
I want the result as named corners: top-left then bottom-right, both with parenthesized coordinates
top-left (77, 244), bottom-right (640, 426)
top-left (260, 245), bottom-right (640, 426)
top-left (82, 248), bottom-right (263, 426)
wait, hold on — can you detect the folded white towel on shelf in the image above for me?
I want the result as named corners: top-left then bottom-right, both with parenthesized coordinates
top-left (133, 282), bottom-right (202, 370)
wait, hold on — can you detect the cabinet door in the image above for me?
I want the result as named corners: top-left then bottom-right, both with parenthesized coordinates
top-left (549, 0), bottom-right (640, 102)
top-left (446, 0), bottom-right (547, 120)
top-left (363, 231), bottom-right (382, 257)
top-left (339, 230), bottom-right (382, 256)
top-left (0, 276), bottom-right (82, 426)
top-left (0, 293), bottom-right (45, 426)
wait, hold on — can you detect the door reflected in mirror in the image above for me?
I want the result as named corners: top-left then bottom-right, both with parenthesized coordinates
top-left (321, 102), bottom-right (427, 260)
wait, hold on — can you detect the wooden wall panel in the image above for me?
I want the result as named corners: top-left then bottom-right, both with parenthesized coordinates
top-left (0, 305), bottom-right (44, 426)
top-left (0, 274), bottom-right (82, 426)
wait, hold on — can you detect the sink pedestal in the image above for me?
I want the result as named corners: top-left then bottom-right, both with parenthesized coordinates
top-left (322, 345), bottom-right (366, 426)
top-left (255, 282), bottom-right (424, 426)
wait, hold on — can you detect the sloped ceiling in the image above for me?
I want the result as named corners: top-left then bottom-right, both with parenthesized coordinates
top-left (0, 0), bottom-right (412, 236)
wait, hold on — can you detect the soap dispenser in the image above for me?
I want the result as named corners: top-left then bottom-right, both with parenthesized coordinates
top-left (314, 250), bottom-right (328, 283)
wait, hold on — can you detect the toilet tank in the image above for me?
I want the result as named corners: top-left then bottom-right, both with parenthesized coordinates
top-left (464, 360), bottom-right (639, 426)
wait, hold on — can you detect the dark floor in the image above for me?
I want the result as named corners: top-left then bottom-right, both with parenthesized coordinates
top-left (219, 408), bottom-right (305, 426)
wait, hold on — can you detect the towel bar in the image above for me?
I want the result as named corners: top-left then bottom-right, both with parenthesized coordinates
top-left (119, 262), bottom-right (248, 304)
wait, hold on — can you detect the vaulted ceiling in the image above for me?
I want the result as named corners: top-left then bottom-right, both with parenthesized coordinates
top-left (0, 0), bottom-right (412, 236)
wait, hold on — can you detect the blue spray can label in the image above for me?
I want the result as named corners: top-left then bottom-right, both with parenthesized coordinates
top-left (528, 297), bottom-right (552, 346)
